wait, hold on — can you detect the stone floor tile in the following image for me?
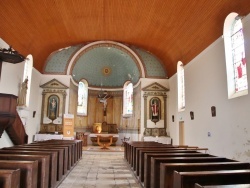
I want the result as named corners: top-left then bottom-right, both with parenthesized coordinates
top-left (58, 147), bottom-right (141, 188)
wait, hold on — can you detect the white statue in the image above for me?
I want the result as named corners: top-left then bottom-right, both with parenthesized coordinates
top-left (18, 78), bottom-right (28, 106)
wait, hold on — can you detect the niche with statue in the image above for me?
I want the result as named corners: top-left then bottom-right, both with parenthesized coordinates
top-left (39, 79), bottom-right (68, 133)
top-left (142, 82), bottom-right (169, 137)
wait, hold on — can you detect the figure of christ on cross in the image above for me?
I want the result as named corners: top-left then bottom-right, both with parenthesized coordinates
top-left (98, 91), bottom-right (111, 116)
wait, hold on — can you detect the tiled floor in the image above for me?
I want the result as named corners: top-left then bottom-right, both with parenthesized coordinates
top-left (58, 147), bottom-right (141, 188)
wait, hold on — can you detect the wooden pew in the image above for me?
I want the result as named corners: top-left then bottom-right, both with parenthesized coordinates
top-left (137, 148), bottom-right (198, 177)
top-left (30, 142), bottom-right (72, 170)
top-left (159, 162), bottom-right (250, 188)
top-left (42, 140), bottom-right (82, 164)
top-left (133, 143), bottom-right (174, 164)
top-left (38, 140), bottom-right (76, 166)
top-left (0, 154), bottom-right (50, 188)
top-left (133, 146), bottom-right (185, 171)
top-left (0, 169), bottom-right (20, 188)
top-left (51, 140), bottom-right (82, 161)
top-left (134, 147), bottom-right (190, 172)
top-left (195, 183), bottom-right (250, 188)
top-left (125, 141), bottom-right (162, 162)
top-left (126, 141), bottom-right (171, 166)
top-left (143, 153), bottom-right (213, 188)
top-left (133, 143), bottom-right (174, 170)
top-left (173, 170), bottom-right (250, 188)
top-left (130, 143), bottom-right (174, 168)
top-left (17, 144), bottom-right (68, 175)
top-left (124, 141), bottom-right (156, 161)
top-left (0, 160), bottom-right (38, 188)
top-left (7, 146), bottom-right (64, 181)
top-left (0, 149), bottom-right (58, 188)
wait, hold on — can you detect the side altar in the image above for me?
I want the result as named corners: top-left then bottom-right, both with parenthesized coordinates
top-left (90, 122), bottom-right (119, 146)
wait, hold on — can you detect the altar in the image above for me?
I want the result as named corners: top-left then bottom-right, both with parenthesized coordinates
top-left (89, 133), bottom-right (119, 146)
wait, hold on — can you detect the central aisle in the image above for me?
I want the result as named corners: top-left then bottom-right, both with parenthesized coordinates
top-left (58, 150), bottom-right (141, 188)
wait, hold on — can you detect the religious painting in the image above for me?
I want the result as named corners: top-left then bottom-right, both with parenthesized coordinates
top-left (150, 97), bottom-right (161, 124)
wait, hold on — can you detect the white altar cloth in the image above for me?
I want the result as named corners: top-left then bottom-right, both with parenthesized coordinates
top-left (89, 133), bottom-right (119, 138)
top-left (34, 134), bottom-right (63, 141)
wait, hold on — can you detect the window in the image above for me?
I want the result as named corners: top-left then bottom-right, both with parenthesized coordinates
top-left (23, 54), bottom-right (33, 107)
top-left (224, 13), bottom-right (248, 99)
top-left (123, 81), bottom-right (133, 116)
top-left (177, 61), bottom-right (185, 111)
top-left (77, 79), bottom-right (88, 115)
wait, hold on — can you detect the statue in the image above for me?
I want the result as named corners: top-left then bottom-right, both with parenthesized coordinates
top-left (98, 90), bottom-right (112, 116)
top-left (48, 97), bottom-right (58, 121)
top-left (150, 97), bottom-right (161, 124)
top-left (18, 78), bottom-right (28, 106)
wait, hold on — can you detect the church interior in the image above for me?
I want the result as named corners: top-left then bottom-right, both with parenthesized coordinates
top-left (1, 0), bottom-right (250, 187)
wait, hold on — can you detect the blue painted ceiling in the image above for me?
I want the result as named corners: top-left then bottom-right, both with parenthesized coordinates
top-left (44, 41), bottom-right (167, 88)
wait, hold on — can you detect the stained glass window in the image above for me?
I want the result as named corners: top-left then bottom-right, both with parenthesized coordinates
top-left (22, 54), bottom-right (33, 107)
top-left (77, 80), bottom-right (88, 116)
top-left (123, 82), bottom-right (133, 116)
top-left (231, 18), bottom-right (248, 92)
top-left (224, 13), bottom-right (248, 99)
top-left (177, 61), bottom-right (185, 111)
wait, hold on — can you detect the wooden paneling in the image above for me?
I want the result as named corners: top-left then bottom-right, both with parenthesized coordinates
top-left (1, 1), bottom-right (250, 77)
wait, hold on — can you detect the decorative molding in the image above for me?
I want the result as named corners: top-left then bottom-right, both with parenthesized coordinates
top-left (40, 78), bottom-right (69, 89)
top-left (142, 82), bottom-right (169, 92)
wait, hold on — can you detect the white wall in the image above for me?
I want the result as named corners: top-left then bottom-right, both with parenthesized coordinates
top-left (168, 13), bottom-right (250, 162)
top-left (0, 38), bottom-right (42, 147)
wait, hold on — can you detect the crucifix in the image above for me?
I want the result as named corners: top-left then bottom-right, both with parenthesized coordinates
top-left (98, 90), bottom-right (112, 116)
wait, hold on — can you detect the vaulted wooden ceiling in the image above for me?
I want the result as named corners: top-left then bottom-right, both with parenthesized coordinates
top-left (1, 0), bottom-right (250, 77)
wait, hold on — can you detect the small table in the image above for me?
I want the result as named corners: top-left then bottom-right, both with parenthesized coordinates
top-left (97, 135), bottom-right (113, 149)
top-left (89, 133), bottom-right (119, 146)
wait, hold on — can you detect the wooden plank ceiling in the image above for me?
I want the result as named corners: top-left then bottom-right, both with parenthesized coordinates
top-left (0, 0), bottom-right (250, 77)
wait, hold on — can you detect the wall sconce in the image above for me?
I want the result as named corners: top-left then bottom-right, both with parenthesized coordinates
top-left (190, 111), bottom-right (194, 120)
top-left (172, 115), bottom-right (174, 122)
top-left (211, 106), bottom-right (216, 117)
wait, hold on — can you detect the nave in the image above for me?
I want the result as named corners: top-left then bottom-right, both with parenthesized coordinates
top-left (58, 149), bottom-right (141, 188)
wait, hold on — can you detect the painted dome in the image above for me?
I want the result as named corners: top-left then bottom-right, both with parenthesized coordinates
top-left (44, 41), bottom-right (167, 88)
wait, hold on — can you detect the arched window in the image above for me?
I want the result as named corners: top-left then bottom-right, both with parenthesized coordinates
top-left (177, 61), bottom-right (185, 111)
top-left (224, 12), bottom-right (248, 99)
top-left (77, 79), bottom-right (88, 116)
top-left (123, 81), bottom-right (133, 116)
top-left (22, 54), bottom-right (33, 107)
